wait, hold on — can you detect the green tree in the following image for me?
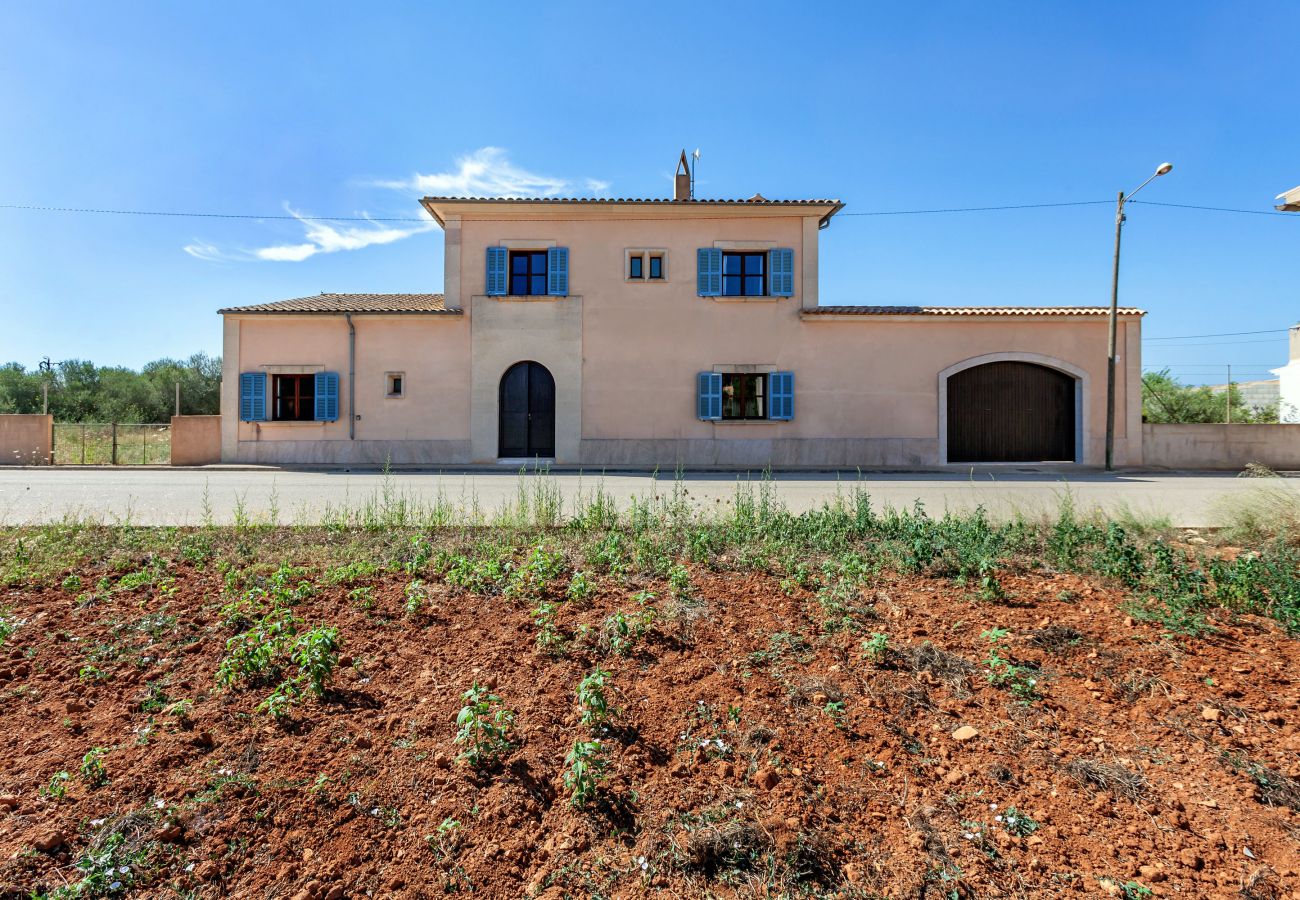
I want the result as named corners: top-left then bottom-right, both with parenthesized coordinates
top-left (1142, 369), bottom-right (1278, 424)
top-left (0, 354), bottom-right (222, 422)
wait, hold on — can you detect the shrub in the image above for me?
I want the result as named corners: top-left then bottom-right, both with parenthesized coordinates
top-left (576, 667), bottom-right (616, 729)
top-left (982, 629), bottom-right (1040, 702)
top-left (563, 738), bottom-right (609, 807)
top-left (566, 570), bottom-right (593, 604)
top-left (862, 631), bottom-right (890, 664)
top-left (404, 579), bottom-right (428, 616)
top-left (454, 683), bottom-right (515, 768)
top-left (80, 747), bottom-right (108, 787)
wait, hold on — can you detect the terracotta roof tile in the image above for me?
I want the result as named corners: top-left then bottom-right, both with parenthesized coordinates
top-left (420, 196), bottom-right (840, 206)
top-left (219, 294), bottom-right (456, 315)
top-left (802, 305), bottom-right (1145, 317)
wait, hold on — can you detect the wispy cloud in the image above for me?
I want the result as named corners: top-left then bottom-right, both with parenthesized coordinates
top-left (373, 147), bottom-right (602, 198)
top-left (184, 208), bottom-right (436, 264)
top-left (251, 210), bottom-right (437, 262)
top-left (185, 148), bottom-right (607, 263)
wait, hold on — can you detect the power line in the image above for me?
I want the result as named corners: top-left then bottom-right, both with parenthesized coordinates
top-left (0, 204), bottom-right (427, 222)
top-left (1145, 328), bottom-right (1291, 340)
top-left (1128, 199), bottom-right (1299, 218)
top-left (837, 200), bottom-right (1112, 216)
top-left (1140, 338), bottom-right (1286, 347)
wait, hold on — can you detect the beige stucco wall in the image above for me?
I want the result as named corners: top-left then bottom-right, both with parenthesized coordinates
top-left (1142, 423), bottom-right (1300, 470)
top-left (217, 205), bottom-right (1143, 469)
top-left (222, 314), bottom-right (471, 465)
top-left (170, 415), bottom-right (221, 466)
top-left (456, 214), bottom-right (1140, 468)
top-left (0, 414), bottom-right (53, 465)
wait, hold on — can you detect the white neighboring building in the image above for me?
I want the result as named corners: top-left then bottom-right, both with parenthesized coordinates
top-left (1273, 324), bottom-right (1300, 423)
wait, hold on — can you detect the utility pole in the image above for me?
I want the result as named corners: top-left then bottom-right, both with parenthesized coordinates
top-left (1226, 365), bottom-right (1232, 424)
top-left (1105, 163), bottom-right (1173, 471)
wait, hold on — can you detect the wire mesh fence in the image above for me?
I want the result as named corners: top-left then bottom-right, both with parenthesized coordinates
top-left (53, 423), bottom-right (171, 465)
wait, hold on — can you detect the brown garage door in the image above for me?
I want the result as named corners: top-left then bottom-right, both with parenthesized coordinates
top-left (947, 362), bottom-right (1075, 462)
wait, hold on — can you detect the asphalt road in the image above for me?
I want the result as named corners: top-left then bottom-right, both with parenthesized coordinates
top-left (0, 467), bottom-right (1292, 527)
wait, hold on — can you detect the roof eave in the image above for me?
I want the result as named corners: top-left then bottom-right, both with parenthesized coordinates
top-left (217, 308), bottom-right (462, 316)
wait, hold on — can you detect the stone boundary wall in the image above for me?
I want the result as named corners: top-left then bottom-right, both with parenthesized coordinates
top-left (1142, 423), bottom-right (1300, 470)
top-left (0, 414), bottom-right (53, 465)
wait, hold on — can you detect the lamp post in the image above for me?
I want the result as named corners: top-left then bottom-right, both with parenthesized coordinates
top-left (1105, 162), bottom-right (1173, 471)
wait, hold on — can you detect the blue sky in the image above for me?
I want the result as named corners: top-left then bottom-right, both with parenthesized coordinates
top-left (2, 2), bottom-right (1297, 382)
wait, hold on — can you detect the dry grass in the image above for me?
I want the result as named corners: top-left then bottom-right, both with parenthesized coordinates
top-left (1064, 758), bottom-right (1149, 801)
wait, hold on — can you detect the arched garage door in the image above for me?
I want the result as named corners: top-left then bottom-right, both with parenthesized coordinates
top-left (947, 361), bottom-right (1076, 462)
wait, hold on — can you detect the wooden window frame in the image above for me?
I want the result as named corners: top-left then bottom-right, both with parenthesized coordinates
top-left (508, 250), bottom-right (549, 296)
top-left (721, 372), bottom-right (768, 420)
top-left (272, 373), bottom-right (315, 422)
top-left (722, 251), bottom-right (767, 297)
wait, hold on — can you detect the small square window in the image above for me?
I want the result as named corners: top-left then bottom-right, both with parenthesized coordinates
top-left (626, 249), bottom-right (666, 283)
top-left (386, 372), bottom-right (405, 398)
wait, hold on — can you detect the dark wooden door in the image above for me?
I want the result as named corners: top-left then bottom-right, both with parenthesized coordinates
top-left (947, 362), bottom-right (1075, 462)
top-left (498, 362), bottom-right (555, 458)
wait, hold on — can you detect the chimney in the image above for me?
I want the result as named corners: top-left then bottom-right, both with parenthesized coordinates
top-left (1291, 323), bottom-right (1300, 362)
top-left (674, 150), bottom-right (691, 201)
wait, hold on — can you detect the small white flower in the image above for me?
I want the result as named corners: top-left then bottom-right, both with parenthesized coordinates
top-left (90, 819), bottom-right (105, 826)
top-left (185, 863), bottom-right (195, 872)
top-left (989, 802), bottom-right (998, 810)
top-left (155, 800), bottom-right (165, 809)
top-left (371, 807), bottom-right (380, 815)
top-left (963, 832), bottom-right (975, 840)
top-left (735, 801), bottom-right (743, 808)
top-left (110, 882), bottom-right (122, 891)
top-left (995, 815), bottom-right (1003, 823)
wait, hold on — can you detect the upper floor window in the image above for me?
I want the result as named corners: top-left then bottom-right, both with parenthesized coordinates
top-left (697, 248), bottom-right (793, 298)
top-left (723, 252), bottom-right (766, 297)
top-left (510, 251), bottom-right (548, 296)
top-left (487, 246), bottom-right (568, 297)
top-left (627, 250), bottom-right (666, 282)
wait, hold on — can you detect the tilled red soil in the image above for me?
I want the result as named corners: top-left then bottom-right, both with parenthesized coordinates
top-left (2, 555), bottom-right (1300, 899)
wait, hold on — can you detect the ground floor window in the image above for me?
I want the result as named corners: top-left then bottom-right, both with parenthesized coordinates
top-left (273, 374), bottom-right (315, 421)
top-left (722, 373), bottom-right (766, 419)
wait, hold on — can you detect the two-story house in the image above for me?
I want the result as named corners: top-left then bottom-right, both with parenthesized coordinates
top-left (218, 156), bottom-right (1144, 468)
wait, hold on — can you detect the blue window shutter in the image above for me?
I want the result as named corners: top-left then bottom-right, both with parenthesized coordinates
top-left (486, 247), bottom-right (507, 296)
top-left (314, 372), bottom-right (339, 422)
top-left (239, 372), bottom-right (266, 422)
top-left (769, 248), bottom-right (794, 297)
top-left (697, 248), bottom-right (722, 296)
top-left (697, 372), bottom-right (722, 420)
top-left (770, 371), bottom-right (794, 420)
top-left (548, 246), bottom-right (569, 296)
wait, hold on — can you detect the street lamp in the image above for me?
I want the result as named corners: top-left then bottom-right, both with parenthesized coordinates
top-left (1105, 162), bottom-right (1173, 471)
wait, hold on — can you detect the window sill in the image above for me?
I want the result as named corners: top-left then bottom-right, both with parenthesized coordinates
top-left (702, 295), bottom-right (789, 303)
top-left (709, 419), bottom-right (785, 426)
top-left (252, 420), bottom-right (330, 426)
top-left (475, 294), bottom-right (580, 303)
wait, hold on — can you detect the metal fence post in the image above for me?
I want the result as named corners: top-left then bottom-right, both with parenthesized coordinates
top-left (80, 424), bottom-right (86, 466)
top-left (111, 423), bottom-right (117, 466)
top-left (142, 427), bottom-right (148, 465)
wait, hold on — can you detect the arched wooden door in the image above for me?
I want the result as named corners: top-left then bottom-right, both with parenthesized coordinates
top-left (947, 361), bottom-right (1075, 462)
top-left (498, 361), bottom-right (555, 458)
